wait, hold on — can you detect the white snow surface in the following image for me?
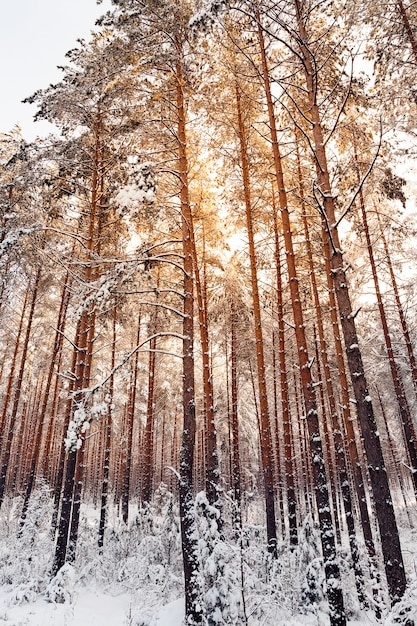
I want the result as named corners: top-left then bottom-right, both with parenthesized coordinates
top-left (0, 590), bottom-right (379, 625)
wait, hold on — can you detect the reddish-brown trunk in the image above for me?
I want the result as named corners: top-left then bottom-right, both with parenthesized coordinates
top-left (98, 305), bottom-right (117, 548)
top-left (272, 203), bottom-right (298, 545)
top-left (20, 275), bottom-right (71, 526)
top-left (0, 289), bottom-right (29, 444)
top-left (0, 267), bottom-right (41, 507)
top-left (256, 14), bottom-right (343, 616)
top-left (190, 218), bottom-right (219, 507)
top-left (293, 0), bottom-right (407, 601)
top-left (377, 210), bottom-right (417, 395)
top-left (141, 332), bottom-right (157, 504)
top-left (122, 313), bottom-right (141, 523)
top-left (356, 154), bottom-right (417, 497)
top-left (235, 76), bottom-right (277, 552)
top-left (175, 43), bottom-right (203, 625)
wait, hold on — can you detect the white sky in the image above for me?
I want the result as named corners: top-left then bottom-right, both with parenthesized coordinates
top-left (0, 0), bottom-right (112, 141)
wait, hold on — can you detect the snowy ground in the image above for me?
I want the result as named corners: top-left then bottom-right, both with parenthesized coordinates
top-left (1, 590), bottom-right (413, 626)
top-left (0, 592), bottom-right (186, 626)
top-left (0, 488), bottom-right (416, 625)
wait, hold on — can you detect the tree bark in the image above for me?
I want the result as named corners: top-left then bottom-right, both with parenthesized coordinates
top-left (175, 41), bottom-right (204, 625)
top-left (355, 151), bottom-right (417, 498)
top-left (293, 0), bottom-right (407, 602)
top-left (256, 14), bottom-right (344, 620)
top-left (19, 274), bottom-right (70, 526)
top-left (376, 209), bottom-right (417, 396)
top-left (271, 201), bottom-right (297, 546)
top-left (0, 267), bottom-right (41, 508)
top-left (141, 331), bottom-right (157, 504)
top-left (122, 313), bottom-right (141, 523)
top-left (234, 76), bottom-right (277, 554)
top-left (98, 304), bottom-right (117, 548)
top-left (190, 216), bottom-right (220, 508)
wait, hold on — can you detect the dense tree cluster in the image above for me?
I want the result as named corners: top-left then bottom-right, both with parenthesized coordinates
top-left (1, 1), bottom-right (417, 624)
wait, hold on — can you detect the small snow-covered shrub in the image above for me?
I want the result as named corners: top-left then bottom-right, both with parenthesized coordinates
top-left (45, 563), bottom-right (76, 604)
top-left (384, 572), bottom-right (417, 626)
top-left (155, 487), bottom-right (181, 570)
top-left (298, 515), bottom-right (325, 614)
top-left (7, 578), bottom-right (40, 606)
top-left (133, 503), bottom-right (154, 538)
top-left (0, 485), bottom-right (54, 595)
top-left (195, 492), bottom-right (243, 625)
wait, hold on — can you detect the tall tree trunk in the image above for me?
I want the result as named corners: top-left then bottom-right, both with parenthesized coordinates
top-left (98, 304), bottom-right (117, 548)
top-left (234, 76), bottom-right (277, 554)
top-left (272, 327), bottom-right (285, 539)
top-left (297, 140), bottom-right (365, 602)
top-left (141, 331), bottom-right (157, 504)
top-left (271, 202), bottom-right (297, 546)
top-left (355, 151), bottom-right (417, 497)
top-left (175, 42), bottom-right (204, 625)
top-left (50, 318), bottom-right (80, 534)
top-left (312, 327), bottom-right (342, 546)
top-left (230, 302), bottom-right (242, 531)
top-left (321, 221), bottom-right (380, 588)
top-left (376, 386), bottom-right (414, 527)
top-left (0, 267), bottom-right (41, 508)
top-left (256, 16), bottom-right (344, 621)
top-left (0, 288), bottom-right (29, 448)
top-left (293, 0), bottom-right (407, 602)
top-left (121, 313), bottom-right (141, 523)
top-left (52, 111), bottom-right (102, 576)
top-left (190, 217), bottom-right (219, 508)
top-left (376, 209), bottom-right (417, 395)
top-left (19, 275), bottom-right (70, 526)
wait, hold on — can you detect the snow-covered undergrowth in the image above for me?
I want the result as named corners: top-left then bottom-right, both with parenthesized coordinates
top-left (0, 484), bottom-right (416, 625)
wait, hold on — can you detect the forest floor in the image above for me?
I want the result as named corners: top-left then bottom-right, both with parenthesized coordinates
top-left (0, 488), bottom-right (416, 625)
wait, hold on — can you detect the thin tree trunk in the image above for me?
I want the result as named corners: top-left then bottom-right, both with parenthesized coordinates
top-left (20, 276), bottom-right (71, 526)
top-left (175, 42), bottom-right (204, 625)
top-left (272, 327), bottom-right (285, 539)
top-left (356, 153), bottom-right (417, 497)
top-left (141, 332), bottom-right (157, 504)
top-left (122, 313), bottom-right (141, 523)
top-left (98, 304), bottom-right (117, 548)
top-left (52, 110), bottom-right (102, 576)
top-left (190, 218), bottom-right (219, 508)
top-left (0, 267), bottom-right (41, 508)
top-left (0, 289), bottom-right (29, 447)
top-left (312, 327), bottom-right (342, 546)
top-left (376, 209), bottom-right (417, 395)
top-left (235, 76), bottom-right (277, 554)
top-left (321, 221), bottom-right (380, 586)
top-left (292, 0), bottom-right (407, 603)
top-left (50, 318), bottom-right (80, 534)
top-left (297, 140), bottom-right (365, 602)
top-left (376, 386), bottom-right (414, 527)
top-left (272, 203), bottom-right (297, 546)
top-left (256, 15), bottom-right (344, 620)
top-left (230, 302), bottom-right (242, 531)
